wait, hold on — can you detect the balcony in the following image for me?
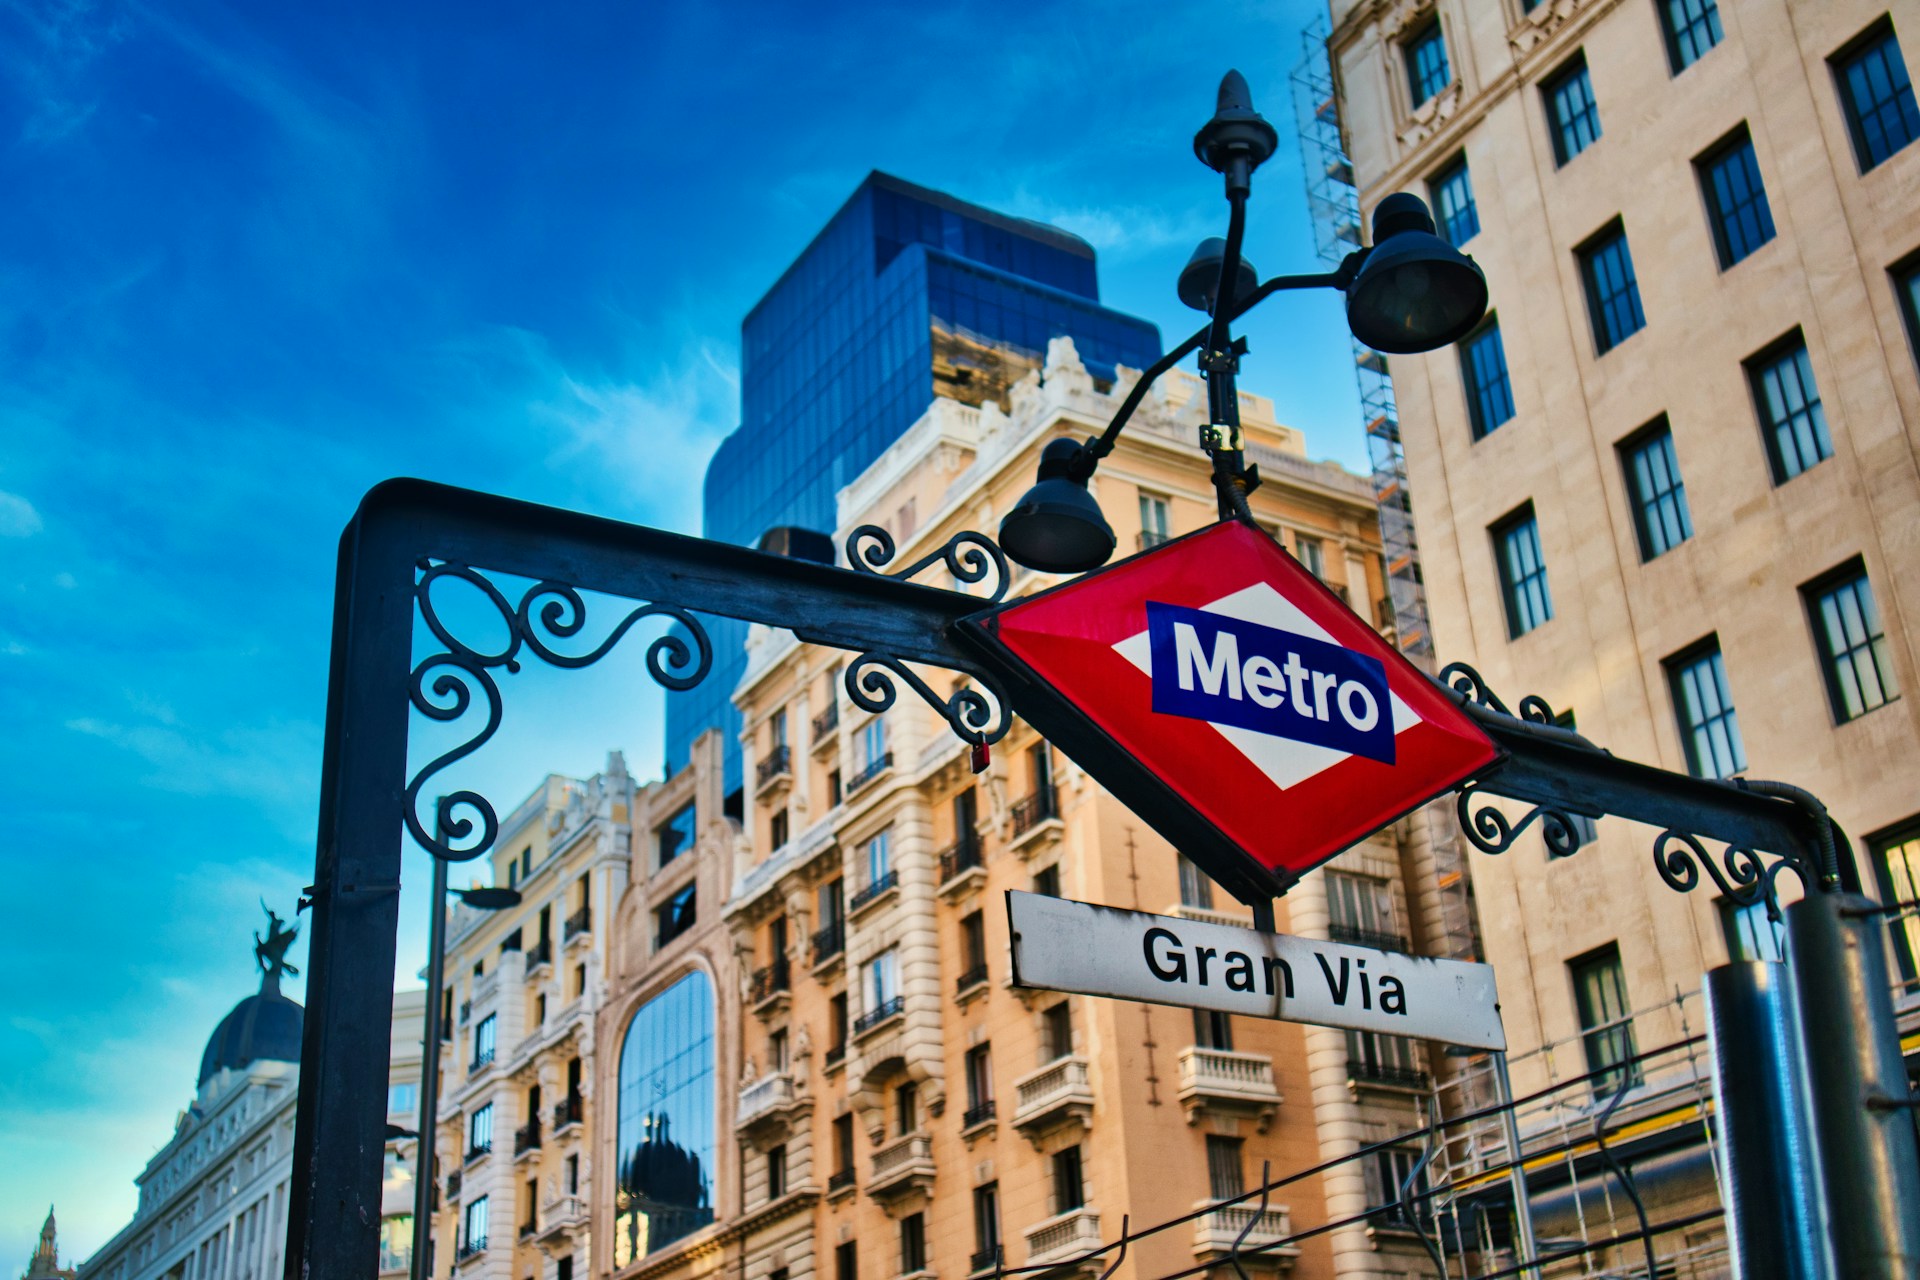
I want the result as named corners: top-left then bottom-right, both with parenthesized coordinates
top-left (459, 1000), bottom-right (472, 1025)
top-left (961, 1099), bottom-right (996, 1132)
top-left (464, 1140), bottom-right (491, 1164)
top-left (827, 1168), bottom-right (856, 1194)
top-left (1011, 1055), bottom-right (1094, 1135)
top-left (937, 835), bottom-right (984, 896)
top-left (848, 870), bottom-right (899, 916)
top-left (534, 1195), bottom-right (588, 1242)
top-left (1192, 1203), bottom-right (1300, 1264)
top-left (518, 1220), bottom-right (536, 1242)
top-left (750, 959), bottom-right (791, 1012)
top-left (1328, 922), bottom-right (1408, 953)
top-left (446, 1169), bottom-right (462, 1198)
top-left (846, 750), bottom-right (893, 795)
top-left (525, 937), bottom-right (553, 972)
top-left (854, 994), bottom-right (905, 1038)
top-left (455, 1238), bottom-right (487, 1264)
top-left (970, 1247), bottom-right (1001, 1275)
top-left (811, 702), bottom-right (839, 747)
top-left (824, 1041), bottom-right (847, 1069)
top-left (470, 1045), bottom-right (495, 1072)
top-left (1024, 1208), bottom-right (1102, 1267)
top-left (1009, 787), bottom-right (1062, 853)
top-left (513, 1118), bottom-right (541, 1158)
top-left (1138, 529), bottom-right (1170, 551)
top-left (563, 906), bottom-right (592, 945)
top-left (552, 1093), bottom-right (583, 1133)
top-left (811, 919), bottom-right (845, 968)
top-left (737, 1071), bottom-right (797, 1131)
top-left (755, 744), bottom-right (792, 794)
top-left (1348, 1060), bottom-right (1429, 1093)
top-left (1176, 1047), bottom-right (1283, 1131)
top-left (955, 962), bottom-right (989, 996)
top-left (867, 1131), bottom-right (934, 1199)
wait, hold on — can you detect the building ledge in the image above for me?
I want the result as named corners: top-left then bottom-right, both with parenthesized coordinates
top-left (1176, 1047), bottom-right (1282, 1132)
top-left (1011, 1055), bottom-right (1094, 1137)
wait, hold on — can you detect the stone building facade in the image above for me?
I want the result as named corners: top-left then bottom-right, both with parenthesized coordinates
top-left (1325, 0), bottom-right (1920, 1270)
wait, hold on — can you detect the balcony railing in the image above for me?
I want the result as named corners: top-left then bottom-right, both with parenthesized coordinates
top-left (525, 937), bottom-right (553, 971)
top-left (846, 750), bottom-right (893, 794)
top-left (750, 959), bottom-right (791, 1005)
top-left (811, 919), bottom-right (845, 965)
top-left (1138, 529), bottom-right (1170, 550)
top-left (455, 1238), bottom-right (486, 1263)
top-left (470, 1045), bottom-right (495, 1071)
top-left (812, 703), bottom-right (838, 740)
top-left (1328, 922), bottom-right (1408, 952)
top-left (1011, 1055), bottom-right (1094, 1132)
top-left (464, 1141), bottom-right (491, 1163)
top-left (938, 835), bottom-right (983, 886)
top-left (738, 1072), bottom-right (796, 1128)
top-left (755, 744), bottom-right (792, 790)
top-left (459, 1000), bottom-right (472, 1024)
top-left (854, 994), bottom-right (905, 1036)
top-left (848, 870), bottom-right (898, 913)
top-left (1024, 1208), bottom-right (1101, 1265)
top-left (868, 1132), bottom-right (935, 1197)
top-left (827, 1168), bottom-right (856, 1193)
top-left (969, 1247), bottom-right (1001, 1275)
top-left (518, 1221), bottom-right (536, 1241)
top-left (552, 1093), bottom-right (583, 1131)
top-left (1193, 1204), bottom-right (1298, 1258)
top-left (535, 1195), bottom-right (587, 1240)
top-left (1010, 787), bottom-right (1060, 838)
top-left (1175, 1046), bottom-right (1284, 1123)
top-left (956, 962), bottom-right (989, 994)
top-left (1348, 1060), bottom-right (1429, 1090)
top-left (446, 1170), bottom-right (462, 1197)
top-left (563, 906), bottom-right (592, 942)
top-left (962, 1099), bottom-right (996, 1129)
top-left (513, 1119), bottom-right (541, 1156)
top-left (825, 1041), bottom-right (847, 1068)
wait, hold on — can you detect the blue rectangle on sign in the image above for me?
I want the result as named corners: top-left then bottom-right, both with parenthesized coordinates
top-left (1146, 601), bottom-right (1396, 764)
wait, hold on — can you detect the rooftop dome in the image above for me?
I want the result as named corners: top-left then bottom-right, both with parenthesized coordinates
top-left (197, 985), bottom-right (304, 1087)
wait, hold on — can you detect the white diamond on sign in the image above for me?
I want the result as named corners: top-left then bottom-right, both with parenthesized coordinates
top-left (1006, 891), bottom-right (1506, 1051)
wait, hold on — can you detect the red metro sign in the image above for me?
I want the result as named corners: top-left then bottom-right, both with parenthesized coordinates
top-left (962, 519), bottom-right (1498, 898)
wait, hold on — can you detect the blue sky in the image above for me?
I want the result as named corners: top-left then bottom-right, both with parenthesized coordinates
top-left (0, 0), bottom-right (1369, 1259)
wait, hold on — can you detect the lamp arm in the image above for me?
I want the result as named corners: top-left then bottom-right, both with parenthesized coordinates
top-left (1072, 250), bottom-right (1365, 478)
top-left (1203, 188), bottom-right (1251, 369)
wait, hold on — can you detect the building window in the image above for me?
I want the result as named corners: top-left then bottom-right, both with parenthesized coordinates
top-left (1405, 21), bottom-right (1451, 107)
top-left (1460, 319), bottom-right (1515, 439)
top-left (1492, 506), bottom-right (1553, 639)
top-left (1205, 1135), bottom-right (1245, 1200)
top-left (867, 948), bottom-right (900, 1009)
top-left (1748, 335), bottom-right (1832, 483)
top-left (894, 1080), bottom-right (919, 1134)
top-left (1719, 896), bottom-right (1786, 963)
top-left (378, 1214), bottom-right (413, 1272)
top-left (866, 828), bottom-right (891, 886)
top-left (1193, 1008), bottom-right (1234, 1051)
top-left (657, 802), bottom-right (696, 868)
top-left (767, 1143), bottom-right (786, 1199)
top-left (1139, 493), bottom-right (1171, 549)
top-left (1667, 638), bottom-right (1745, 778)
top-left (613, 971), bottom-right (716, 1265)
top-left (900, 1213), bottom-right (926, 1273)
top-left (473, 1015), bottom-right (497, 1070)
top-left (1870, 821), bottom-right (1920, 992)
top-left (834, 1113), bottom-right (856, 1177)
top-left (829, 992), bottom-right (849, 1055)
top-left (1429, 155), bottom-right (1477, 246)
top-left (463, 1196), bottom-right (489, 1252)
top-left (769, 707), bottom-right (787, 749)
top-left (1578, 223), bottom-right (1646, 353)
top-left (960, 910), bottom-right (987, 985)
top-left (1177, 853), bottom-right (1214, 909)
top-left (1571, 944), bottom-right (1640, 1094)
top-left (1545, 55), bottom-right (1602, 165)
top-left (654, 882), bottom-right (697, 950)
top-left (1804, 561), bottom-right (1899, 722)
top-left (768, 808), bottom-right (789, 849)
top-left (388, 1082), bottom-right (417, 1116)
top-left (1365, 1148), bottom-right (1424, 1228)
top-left (1327, 870), bottom-right (1399, 948)
top-left (835, 1242), bottom-right (857, 1280)
top-left (973, 1183), bottom-right (1002, 1270)
top-left (1699, 129), bottom-right (1776, 268)
top-left (1033, 863), bottom-right (1062, 898)
top-left (1294, 534), bottom-right (1325, 579)
top-left (1052, 1144), bottom-right (1085, 1212)
top-left (861, 715), bottom-right (888, 770)
top-left (468, 1103), bottom-right (493, 1158)
top-left (1619, 419), bottom-right (1693, 560)
top-left (1832, 21), bottom-right (1920, 172)
top-left (827, 767), bottom-right (842, 807)
top-left (1042, 1001), bottom-right (1073, 1062)
top-left (965, 1044), bottom-right (994, 1117)
top-left (1898, 255), bottom-right (1920, 370)
top-left (1660, 0), bottom-right (1723, 72)
top-left (1347, 1029), bottom-right (1421, 1085)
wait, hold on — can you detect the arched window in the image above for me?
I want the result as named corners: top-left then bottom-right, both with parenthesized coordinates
top-left (612, 970), bottom-right (716, 1265)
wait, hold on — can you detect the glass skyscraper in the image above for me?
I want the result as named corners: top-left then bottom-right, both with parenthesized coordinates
top-left (666, 171), bottom-right (1162, 795)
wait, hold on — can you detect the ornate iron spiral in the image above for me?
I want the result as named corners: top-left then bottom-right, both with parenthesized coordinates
top-left (846, 524), bottom-right (1011, 604)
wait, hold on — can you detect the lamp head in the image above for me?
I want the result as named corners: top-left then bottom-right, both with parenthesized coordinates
top-left (1193, 70), bottom-right (1279, 191)
top-left (1344, 193), bottom-right (1489, 354)
top-left (456, 887), bottom-right (522, 911)
top-left (1178, 238), bottom-right (1260, 314)
top-left (998, 438), bottom-right (1116, 574)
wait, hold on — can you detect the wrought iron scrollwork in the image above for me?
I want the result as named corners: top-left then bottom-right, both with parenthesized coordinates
top-left (1437, 661), bottom-right (1557, 724)
top-left (1652, 829), bottom-right (1807, 920)
top-left (844, 652), bottom-right (1011, 747)
top-left (405, 560), bottom-right (712, 862)
top-left (1455, 780), bottom-right (1586, 857)
top-left (846, 524), bottom-right (1011, 604)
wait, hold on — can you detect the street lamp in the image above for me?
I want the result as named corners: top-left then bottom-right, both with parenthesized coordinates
top-left (999, 70), bottom-right (1488, 574)
top-left (411, 852), bottom-right (521, 1280)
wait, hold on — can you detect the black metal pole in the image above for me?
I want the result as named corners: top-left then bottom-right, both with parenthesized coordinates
top-left (410, 854), bottom-right (448, 1280)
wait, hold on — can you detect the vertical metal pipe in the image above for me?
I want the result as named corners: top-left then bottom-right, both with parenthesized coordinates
top-left (1787, 891), bottom-right (1920, 1279)
top-left (410, 855), bottom-right (447, 1280)
top-left (1492, 1051), bottom-right (1541, 1279)
top-left (1705, 961), bottom-right (1831, 1279)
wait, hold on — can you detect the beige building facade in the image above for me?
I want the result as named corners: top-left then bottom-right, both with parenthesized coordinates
top-left (1326, 0), bottom-right (1920, 1269)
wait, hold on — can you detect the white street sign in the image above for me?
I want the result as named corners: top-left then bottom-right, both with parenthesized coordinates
top-left (1006, 891), bottom-right (1506, 1051)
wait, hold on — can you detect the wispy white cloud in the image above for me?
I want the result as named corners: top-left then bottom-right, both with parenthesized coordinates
top-left (64, 713), bottom-right (320, 836)
top-left (0, 490), bottom-right (44, 536)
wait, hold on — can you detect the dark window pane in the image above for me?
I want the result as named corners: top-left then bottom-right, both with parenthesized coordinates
top-left (1700, 133), bottom-right (1776, 268)
top-left (1748, 338), bottom-right (1832, 482)
top-left (1571, 946), bottom-right (1641, 1096)
top-left (1461, 321), bottom-right (1516, 438)
top-left (1579, 226), bottom-right (1646, 353)
top-left (1834, 24), bottom-right (1920, 171)
top-left (1805, 564), bottom-right (1899, 721)
top-left (1430, 157), bottom-right (1479, 245)
top-left (1662, 0), bottom-right (1723, 72)
top-left (1898, 259), bottom-right (1920, 372)
top-left (1871, 824), bottom-right (1920, 993)
top-left (613, 972), bottom-right (716, 1264)
top-left (1493, 508), bottom-right (1553, 638)
top-left (1621, 421), bottom-right (1694, 560)
top-left (1206, 1135), bottom-right (1245, 1200)
top-left (1667, 640), bottom-right (1746, 778)
top-left (1546, 58), bottom-right (1602, 164)
top-left (1406, 23), bottom-right (1451, 107)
